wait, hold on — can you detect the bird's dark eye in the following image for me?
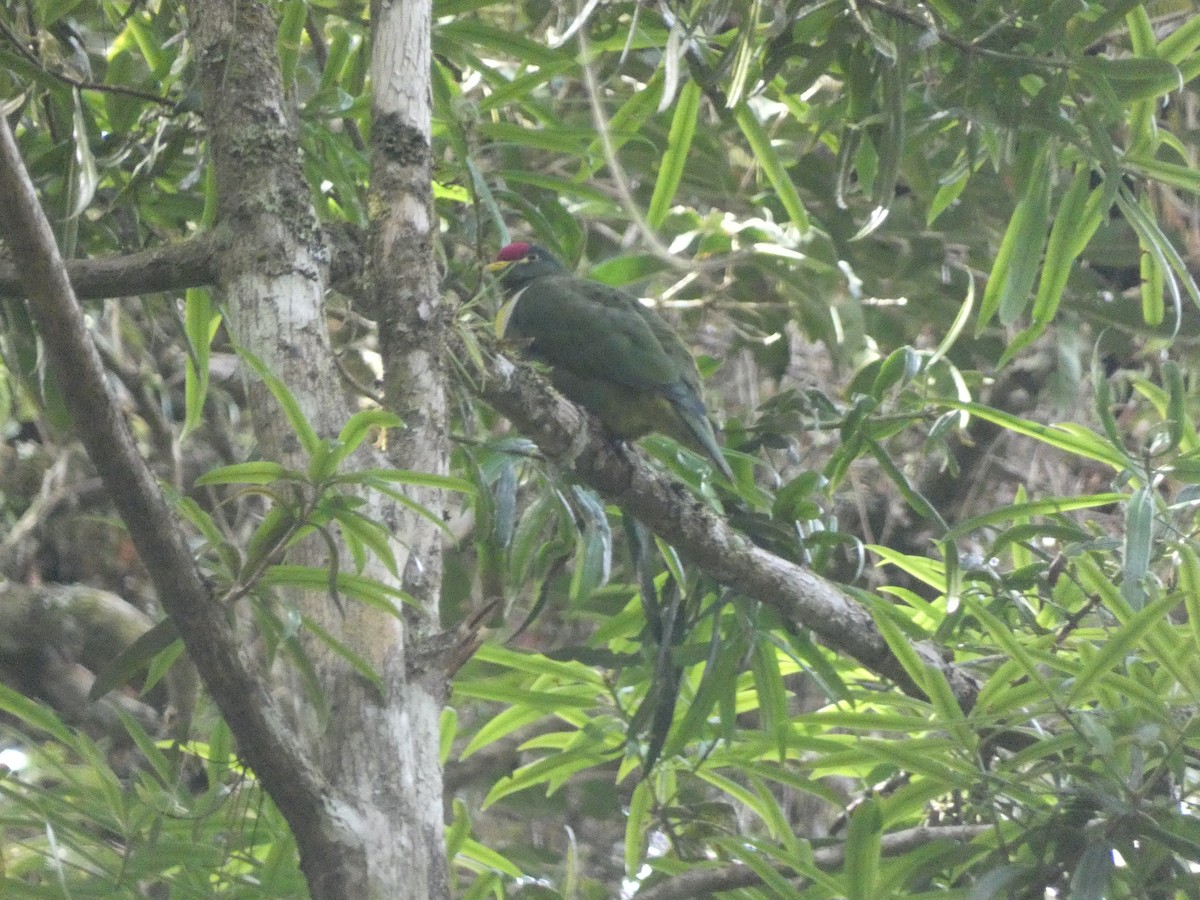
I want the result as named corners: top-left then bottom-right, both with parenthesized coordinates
top-left (525, 254), bottom-right (535, 262)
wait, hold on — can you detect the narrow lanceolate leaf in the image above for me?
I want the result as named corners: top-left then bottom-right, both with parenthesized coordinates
top-left (1004, 166), bottom-right (1106, 361)
top-left (238, 349), bottom-right (322, 456)
top-left (1159, 15), bottom-right (1200, 63)
top-left (301, 614), bottom-right (386, 698)
top-left (1121, 485), bottom-right (1154, 610)
top-left (0, 684), bottom-right (74, 744)
top-left (1141, 219), bottom-right (1166, 327)
top-left (938, 401), bottom-right (1129, 469)
top-left (327, 409), bottom-right (405, 471)
top-left (646, 80), bottom-right (701, 229)
top-left (979, 144), bottom-right (1051, 330)
top-left (943, 493), bottom-right (1126, 540)
top-left (194, 460), bottom-right (292, 486)
top-left (750, 639), bottom-right (790, 761)
top-left (87, 619), bottom-right (180, 701)
top-left (1177, 545), bottom-right (1200, 658)
top-left (844, 797), bottom-right (882, 900)
top-left (580, 71), bottom-right (664, 178)
top-left (68, 89), bottom-right (98, 220)
top-left (276, 0), bottom-right (307, 87)
top-left (868, 607), bottom-right (929, 695)
top-left (733, 103), bottom-right (810, 233)
top-left (1126, 155), bottom-right (1200, 195)
top-left (183, 287), bottom-right (221, 438)
top-left (1076, 55), bottom-right (1183, 102)
top-left (1091, 348), bottom-right (1127, 456)
top-left (1117, 186), bottom-right (1199, 318)
top-left (624, 779), bottom-right (653, 876)
top-left (1068, 591), bottom-right (1180, 704)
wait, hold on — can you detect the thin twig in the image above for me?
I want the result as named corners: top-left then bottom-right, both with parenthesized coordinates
top-left (0, 18), bottom-right (176, 107)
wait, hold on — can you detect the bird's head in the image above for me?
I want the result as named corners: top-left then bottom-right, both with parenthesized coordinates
top-left (486, 242), bottom-right (565, 289)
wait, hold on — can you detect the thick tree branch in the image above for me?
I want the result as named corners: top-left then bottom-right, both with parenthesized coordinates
top-left (472, 340), bottom-right (982, 709)
top-left (0, 232), bottom-right (219, 299)
top-left (0, 112), bottom-right (354, 888)
top-left (0, 223), bottom-right (365, 302)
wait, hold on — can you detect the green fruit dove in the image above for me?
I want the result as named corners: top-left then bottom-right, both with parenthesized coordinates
top-left (487, 242), bottom-right (732, 480)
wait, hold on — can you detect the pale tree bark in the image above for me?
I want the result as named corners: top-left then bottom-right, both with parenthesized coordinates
top-left (184, 0), bottom-right (448, 897)
top-left (362, 0), bottom-right (452, 891)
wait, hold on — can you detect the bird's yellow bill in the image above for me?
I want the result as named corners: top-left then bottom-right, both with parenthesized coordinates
top-left (485, 260), bottom-right (512, 273)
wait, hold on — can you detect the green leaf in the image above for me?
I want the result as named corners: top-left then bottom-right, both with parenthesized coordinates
top-left (927, 165), bottom-right (969, 226)
top-left (301, 614), bottom-right (385, 698)
top-left (1125, 155), bottom-right (1200, 195)
top-left (979, 144), bottom-right (1051, 329)
top-left (937, 401), bottom-right (1128, 469)
top-left (276, 0), bottom-right (307, 87)
top-left (88, 619), bottom-right (181, 701)
top-left (646, 80), bottom-right (701, 229)
top-left (329, 506), bottom-right (399, 577)
top-left (260, 565), bottom-right (416, 614)
top-left (943, 494), bottom-right (1125, 540)
top-left (865, 436), bottom-right (948, 531)
top-left (337, 467), bottom-right (476, 494)
top-left (750, 639), bottom-right (789, 761)
top-left (459, 705), bottom-right (554, 760)
top-left (660, 628), bottom-right (747, 761)
top-left (844, 797), bottom-right (882, 900)
top-left (868, 607), bottom-right (930, 696)
top-left (67, 89), bottom-right (98, 221)
top-left (1077, 55), bottom-right (1183, 101)
top-left (1120, 485), bottom-right (1153, 610)
top-left (1159, 16), bottom-right (1200, 63)
top-left (1091, 347), bottom-right (1128, 456)
top-left (568, 486), bottom-right (611, 604)
top-left (0, 683), bottom-right (75, 743)
top-left (1116, 186), bottom-right (1200, 318)
top-left (1006, 166), bottom-right (1105, 360)
top-left (1069, 590), bottom-right (1180, 705)
top-left (483, 749), bottom-right (618, 806)
top-left (472, 643), bottom-right (606, 686)
top-left (194, 460), bottom-right (293, 486)
top-left (327, 409), bottom-right (404, 471)
top-left (453, 681), bottom-right (596, 711)
top-left (238, 349), bottom-right (322, 457)
top-left (1139, 196), bottom-right (1166, 327)
top-left (115, 709), bottom-right (175, 787)
top-left (624, 779), bottom-right (653, 876)
top-left (733, 103), bottom-right (809, 233)
top-left (183, 288), bottom-right (221, 439)
top-left (579, 71), bottom-right (665, 178)
top-left (1178, 545), bottom-right (1200, 659)
top-left (437, 20), bottom-right (562, 67)
top-left (456, 838), bottom-right (525, 879)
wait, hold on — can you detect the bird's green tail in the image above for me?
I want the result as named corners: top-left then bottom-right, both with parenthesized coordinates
top-left (666, 385), bottom-right (733, 480)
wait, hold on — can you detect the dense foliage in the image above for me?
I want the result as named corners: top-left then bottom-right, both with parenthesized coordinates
top-left (4, 0), bottom-right (1200, 897)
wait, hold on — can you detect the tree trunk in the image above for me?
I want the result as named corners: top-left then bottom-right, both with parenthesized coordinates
top-left (186, 0), bottom-right (448, 896)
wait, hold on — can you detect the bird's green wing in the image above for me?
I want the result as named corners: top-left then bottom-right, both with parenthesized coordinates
top-left (511, 275), bottom-right (684, 390)
top-left (510, 272), bottom-right (731, 478)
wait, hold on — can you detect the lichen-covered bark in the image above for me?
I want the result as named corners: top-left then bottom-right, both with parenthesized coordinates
top-left (186, 1), bottom-right (448, 897)
top-left (360, 0), bottom-right (451, 894)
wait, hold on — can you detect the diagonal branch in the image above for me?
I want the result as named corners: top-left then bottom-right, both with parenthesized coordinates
top-left (471, 339), bottom-right (982, 709)
top-left (0, 111), bottom-right (355, 883)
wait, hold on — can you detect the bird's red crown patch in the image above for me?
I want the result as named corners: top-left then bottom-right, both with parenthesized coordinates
top-left (496, 242), bottom-right (532, 261)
